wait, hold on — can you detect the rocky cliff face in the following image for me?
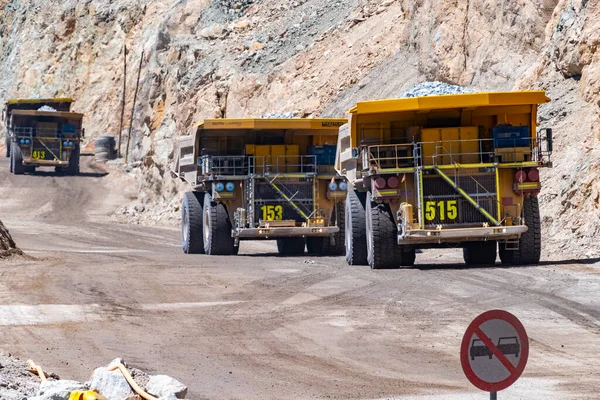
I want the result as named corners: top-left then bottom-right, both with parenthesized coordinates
top-left (0, 0), bottom-right (597, 257)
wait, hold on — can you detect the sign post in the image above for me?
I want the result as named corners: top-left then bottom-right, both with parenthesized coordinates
top-left (460, 310), bottom-right (529, 397)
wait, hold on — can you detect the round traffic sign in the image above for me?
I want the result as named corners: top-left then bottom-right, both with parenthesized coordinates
top-left (460, 310), bottom-right (529, 392)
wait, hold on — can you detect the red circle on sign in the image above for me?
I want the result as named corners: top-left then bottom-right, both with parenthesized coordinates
top-left (460, 310), bottom-right (529, 392)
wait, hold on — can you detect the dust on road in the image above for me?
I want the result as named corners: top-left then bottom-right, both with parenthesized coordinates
top-left (0, 156), bottom-right (598, 399)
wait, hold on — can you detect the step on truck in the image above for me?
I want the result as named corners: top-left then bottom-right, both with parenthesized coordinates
top-left (175, 118), bottom-right (348, 256)
top-left (3, 98), bottom-right (84, 175)
top-left (336, 91), bottom-right (553, 269)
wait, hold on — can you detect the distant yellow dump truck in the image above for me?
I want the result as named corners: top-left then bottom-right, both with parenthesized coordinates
top-left (336, 91), bottom-right (553, 268)
top-left (175, 118), bottom-right (348, 256)
top-left (3, 98), bottom-right (84, 175)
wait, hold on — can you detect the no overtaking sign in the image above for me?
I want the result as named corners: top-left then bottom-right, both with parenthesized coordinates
top-left (460, 310), bottom-right (529, 393)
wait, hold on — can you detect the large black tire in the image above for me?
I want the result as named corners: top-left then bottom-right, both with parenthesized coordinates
top-left (463, 241), bottom-right (497, 266)
top-left (66, 147), bottom-right (80, 175)
top-left (327, 202), bottom-right (345, 256)
top-left (398, 247), bottom-right (416, 267)
top-left (276, 237), bottom-right (306, 256)
top-left (366, 191), bottom-right (399, 269)
top-left (501, 197), bottom-right (541, 265)
top-left (306, 237), bottom-right (325, 255)
top-left (4, 136), bottom-right (10, 158)
top-left (11, 144), bottom-right (24, 175)
top-left (345, 189), bottom-right (368, 265)
top-left (181, 192), bottom-right (205, 254)
top-left (203, 192), bottom-right (235, 255)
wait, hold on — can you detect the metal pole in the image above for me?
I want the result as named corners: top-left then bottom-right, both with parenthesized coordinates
top-left (490, 392), bottom-right (497, 400)
top-left (117, 45), bottom-right (127, 158)
top-left (125, 50), bottom-right (144, 164)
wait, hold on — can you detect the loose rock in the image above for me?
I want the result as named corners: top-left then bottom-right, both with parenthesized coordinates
top-left (146, 375), bottom-right (187, 399)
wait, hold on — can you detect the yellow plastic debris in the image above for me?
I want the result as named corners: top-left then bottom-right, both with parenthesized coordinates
top-left (69, 390), bottom-right (109, 400)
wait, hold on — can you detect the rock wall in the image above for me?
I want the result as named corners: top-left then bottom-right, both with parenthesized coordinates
top-left (0, 0), bottom-right (597, 256)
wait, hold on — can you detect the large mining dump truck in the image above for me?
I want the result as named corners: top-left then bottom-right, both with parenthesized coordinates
top-left (175, 118), bottom-right (348, 256)
top-left (3, 98), bottom-right (83, 175)
top-left (336, 91), bottom-right (553, 269)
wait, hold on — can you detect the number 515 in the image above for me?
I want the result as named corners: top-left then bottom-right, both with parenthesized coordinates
top-left (425, 200), bottom-right (457, 221)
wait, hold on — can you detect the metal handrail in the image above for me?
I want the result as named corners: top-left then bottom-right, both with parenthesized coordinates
top-left (249, 155), bottom-right (317, 175)
top-left (364, 143), bottom-right (415, 171)
top-left (10, 127), bottom-right (81, 138)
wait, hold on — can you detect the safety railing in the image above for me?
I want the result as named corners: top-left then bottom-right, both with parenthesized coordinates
top-left (249, 155), bottom-right (317, 175)
top-left (199, 155), bottom-right (247, 176)
top-left (415, 139), bottom-right (496, 166)
top-left (10, 127), bottom-right (81, 139)
top-left (363, 144), bottom-right (415, 171)
top-left (360, 132), bottom-right (553, 171)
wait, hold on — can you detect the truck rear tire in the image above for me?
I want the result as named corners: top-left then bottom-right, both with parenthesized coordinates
top-left (181, 192), bottom-right (205, 254)
top-left (66, 148), bottom-right (80, 175)
top-left (501, 197), bottom-right (541, 265)
top-left (463, 241), bottom-right (497, 266)
top-left (203, 192), bottom-right (236, 255)
top-left (345, 189), bottom-right (368, 266)
top-left (306, 237), bottom-right (325, 255)
top-left (4, 137), bottom-right (9, 157)
top-left (277, 238), bottom-right (306, 256)
top-left (11, 144), bottom-right (24, 175)
top-left (398, 247), bottom-right (416, 267)
top-left (326, 202), bottom-right (345, 256)
top-left (366, 191), bottom-right (399, 269)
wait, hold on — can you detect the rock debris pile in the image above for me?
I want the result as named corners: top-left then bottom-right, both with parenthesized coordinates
top-left (0, 219), bottom-right (22, 258)
top-left (219, 0), bottom-right (255, 16)
top-left (401, 82), bottom-right (477, 98)
top-left (0, 355), bottom-right (187, 400)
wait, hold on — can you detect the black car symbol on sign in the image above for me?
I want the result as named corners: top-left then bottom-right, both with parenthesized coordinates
top-left (470, 338), bottom-right (493, 360)
top-left (497, 336), bottom-right (520, 358)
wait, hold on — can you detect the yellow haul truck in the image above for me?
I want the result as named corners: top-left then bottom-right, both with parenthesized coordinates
top-left (336, 91), bottom-right (553, 269)
top-left (175, 118), bottom-right (348, 256)
top-left (4, 98), bottom-right (83, 175)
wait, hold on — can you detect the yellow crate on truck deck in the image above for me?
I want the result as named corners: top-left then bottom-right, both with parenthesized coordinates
top-left (174, 117), bottom-right (348, 257)
top-left (336, 91), bottom-right (553, 269)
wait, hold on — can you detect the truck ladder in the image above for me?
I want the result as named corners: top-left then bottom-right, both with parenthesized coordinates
top-left (432, 167), bottom-right (500, 226)
top-left (264, 174), bottom-right (314, 221)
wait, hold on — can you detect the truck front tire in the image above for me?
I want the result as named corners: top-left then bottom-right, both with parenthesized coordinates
top-left (203, 192), bottom-right (236, 255)
top-left (5, 136), bottom-right (10, 158)
top-left (181, 192), bottom-right (205, 254)
top-left (366, 191), bottom-right (399, 269)
top-left (345, 189), bottom-right (368, 266)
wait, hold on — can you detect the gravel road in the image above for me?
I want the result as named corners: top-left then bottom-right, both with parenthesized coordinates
top-left (0, 156), bottom-right (598, 399)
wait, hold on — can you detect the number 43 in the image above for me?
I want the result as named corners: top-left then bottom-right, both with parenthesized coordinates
top-left (425, 200), bottom-right (458, 221)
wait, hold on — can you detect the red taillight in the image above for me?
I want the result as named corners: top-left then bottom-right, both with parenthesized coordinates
top-left (374, 177), bottom-right (387, 189)
top-left (387, 176), bottom-right (399, 189)
top-left (515, 171), bottom-right (527, 182)
top-left (527, 169), bottom-right (539, 182)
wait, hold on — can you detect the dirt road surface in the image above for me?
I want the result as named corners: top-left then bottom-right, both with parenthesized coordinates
top-left (0, 156), bottom-right (598, 399)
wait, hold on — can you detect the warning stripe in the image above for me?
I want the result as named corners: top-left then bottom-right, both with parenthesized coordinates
top-left (474, 327), bottom-right (517, 375)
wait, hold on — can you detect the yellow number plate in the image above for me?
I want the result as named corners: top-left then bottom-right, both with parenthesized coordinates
top-left (425, 200), bottom-right (458, 221)
top-left (261, 205), bottom-right (283, 221)
top-left (32, 150), bottom-right (46, 159)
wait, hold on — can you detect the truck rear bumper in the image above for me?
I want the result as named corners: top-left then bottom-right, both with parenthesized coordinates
top-left (398, 225), bottom-right (527, 245)
top-left (234, 226), bottom-right (339, 239)
top-left (23, 158), bottom-right (69, 167)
